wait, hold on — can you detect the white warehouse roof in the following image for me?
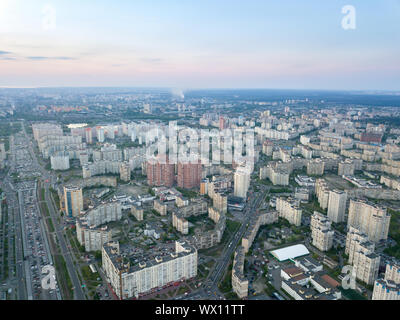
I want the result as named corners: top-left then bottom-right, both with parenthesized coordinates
top-left (270, 244), bottom-right (310, 261)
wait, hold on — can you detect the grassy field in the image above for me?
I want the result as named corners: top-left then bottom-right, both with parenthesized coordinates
top-left (339, 286), bottom-right (367, 300)
top-left (384, 209), bottom-right (400, 259)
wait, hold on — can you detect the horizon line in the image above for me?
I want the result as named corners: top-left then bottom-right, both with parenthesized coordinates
top-left (0, 86), bottom-right (399, 93)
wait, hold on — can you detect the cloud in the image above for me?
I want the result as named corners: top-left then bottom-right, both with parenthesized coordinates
top-left (54, 56), bottom-right (77, 60)
top-left (26, 56), bottom-right (48, 60)
top-left (0, 50), bottom-right (12, 55)
top-left (0, 57), bottom-right (16, 60)
top-left (26, 56), bottom-right (77, 61)
top-left (140, 57), bottom-right (164, 64)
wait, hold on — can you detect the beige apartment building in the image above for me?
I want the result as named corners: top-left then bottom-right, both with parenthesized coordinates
top-left (76, 220), bottom-right (112, 252)
top-left (131, 205), bottom-right (144, 221)
top-left (315, 179), bottom-right (330, 210)
top-left (348, 199), bottom-right (391, 243)
top-left (232, 246), bottom-right (249, 298)
top-left (276, 197), bottom-right (302, 226)
top-left (172, 212), bottom-right (189, 235)
top-left (102, 241), bottom-right (197, 299)
top-left (213, 192), bottom-right (227, 214)
top-left (345, 227), bottom-right (380, 285)
top-left (372, 262), bottom-right (400, 300)
top-left (338, 159), bottom-right (355, 176)
top-left (310, 211), bottom-right (334, 252)
top-left (119, 162), bottom-right (131, 182)
top-left (307, 159), bottom-right (324, 176)
top-left (153, 199), bottom-right (168, 216)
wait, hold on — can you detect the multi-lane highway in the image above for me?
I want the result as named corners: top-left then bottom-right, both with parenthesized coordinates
top-left (0, 133), bottom-right (28, 300)
top-left (206, 186), bottom-right (268, 288)
top-left (176, 184), bottom-right (269, 300)
top-left (20, 121), bottom-right (85, 300)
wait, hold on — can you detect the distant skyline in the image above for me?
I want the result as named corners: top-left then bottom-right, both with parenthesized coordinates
top-left (0, 0), bottom-right (400, 90)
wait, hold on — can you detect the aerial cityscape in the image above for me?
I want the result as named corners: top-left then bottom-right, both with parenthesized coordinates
top-left (0, 1), bottom-right (399, 307)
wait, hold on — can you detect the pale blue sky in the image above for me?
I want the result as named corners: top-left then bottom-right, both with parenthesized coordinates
top-left (0, 0), bottom-right (399, 89)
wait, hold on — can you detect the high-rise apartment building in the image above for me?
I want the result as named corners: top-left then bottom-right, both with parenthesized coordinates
top-left (146, 155), bottom-right (175, 187)
top-left (102, 241), bottom-right (197, 299)
top-left (315, 178), bottom-right (330, 210)
top-left (177, 160), bottom-right (202, 189)
top-left (276, 197), bottom-right (302, 226)
top-left (119, 162), bottom-right (131, 182)
top-left (219, 116), bottom-right (228, 130)
top-left (85, 127), bottom-right (93, 144)
top-left (262, 140), bottom-right (273, 156)
top-left (348, 199), bottom-right (391, 243)
top-left (63, 185), bottom-right (83, 217)
top-left (345, 226), bottom-right (380, 285)
top-left (76, 220), bottom-right (112, 252)
top-left (213, 192), bottom-right (227, 214)
top-left (310, 211), bottom-right (334, 252)
top-left (327, 190), bottom-right (347, 223)
top-left (97, 127), bottom-right (105, 143)
top-left (234, 166), bottom-right (251, 199)
top-left (372, 262), bottom-right (400, 300)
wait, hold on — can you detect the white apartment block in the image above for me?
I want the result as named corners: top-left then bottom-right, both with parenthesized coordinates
top-left (32, 123), bottom-right (63, 142)
top-left (119, 162), bottom-right (131, 182)
top-left (372, 262), bottom-right (400, 300)
top-left (345, 226), bottom-right (380, 285)
top-left (172, 212), bottom-right (189, 235)
top-left (310, 211), bottom-right (334, 252)
top-left (327, 189), bottom-right (347, 223)
top-left (372, 279), bottom-right (400, 300)
top-left (83, 160), bottom-right (122, 178)
top-left (76, 220), bottom-right (112, 252)
top-left (102, 241), bottom-right (197, 299)
top-left (345, 226), bottom-right (375, 264)
top-left (307, 159), bottom-right (324, 176)
top-left (348, 199), bottom-right (391, 243)
top-left (234, 166), bottom-right (251, 199)
top-left (232, 246), bottom-right (249, 298)
top-left (260, 165), bottom-right (289, 186)
top-left (315, 179), bottom-right (330, 210)
top-left (50, 152), bottom-right (70, 170)
top-left (38, 135), bottom-right (83, 158)
top-left (338, 159), bottom-right (355, 176)
top-left (385, 262), bottom-right (400, 284)
top-left (276, 197), bottom-right (302, 226)
top-left (84, 201), bottom-right (122, 227)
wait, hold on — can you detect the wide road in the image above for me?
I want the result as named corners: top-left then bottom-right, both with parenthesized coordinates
top-left (177, 184), bottom-right (268, 300)
top-left (208, 186), bottom-right (268, 287)
top-left (21, 121), bottom-right (85, 300)
top-left (3, 133), bottom-right (28, 300)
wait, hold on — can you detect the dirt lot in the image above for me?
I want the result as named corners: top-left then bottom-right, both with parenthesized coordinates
top-left (325, 174), bottom-right (354, 190)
